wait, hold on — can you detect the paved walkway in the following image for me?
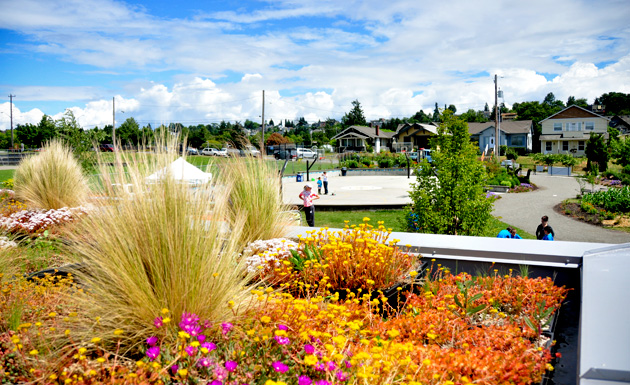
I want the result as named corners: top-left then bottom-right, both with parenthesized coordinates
top-left (283, 173), bottom-right (630, 244)
top-left (492, 174), bottom-right (629, 244)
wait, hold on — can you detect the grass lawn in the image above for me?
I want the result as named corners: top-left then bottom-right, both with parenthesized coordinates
top-left (302, 209), bottom-right (536, 239)
top-left (0, 169), bottom-right (15, 184)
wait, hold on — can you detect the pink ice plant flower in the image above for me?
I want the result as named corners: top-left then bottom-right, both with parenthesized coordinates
top-left (272, 361), bottom-right (289, 373)
top-left (274, 335), bottom-right (290, 345)
top-left (201, 342), bottom-right (217, 352)
top-left (154, 316), bottom-right (163, 328)
top-left (225, 361), bottom-right (238, 372)
top-left (336, 370), bottom-right (349, 381)
top-left (198, 357), bottom-right (212, 367)
top-left (146, 336), bottom-right (158, 346)
top-left (221, 322), bottom-right (233, 336)
top-left (170, 364), bottom-right (179, 374)
top-left (303, 344), bottom-right (315, 354)
top-left (277, 324), bottom-right (288, 331)
top-left (315, 380), bottom-right (331, 385)
top-left (197, 334), bottom-right (206, 343)
top-left (146, 346), bottom-right (160, 361)
top-left (185, 345), bottom-right (198, 356)
top-left (298, 376), bottom-right (312, 385)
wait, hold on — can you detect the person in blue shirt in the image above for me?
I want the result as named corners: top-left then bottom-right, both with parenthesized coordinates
top-left (509, 228), bottom-right (523, 239)
top-left (542, 226), bottom-right (554, 241)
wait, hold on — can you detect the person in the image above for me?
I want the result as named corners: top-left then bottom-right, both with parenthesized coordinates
top-left (542, 226), bottom-right (554, 241)
top-left (497, 228), bottom-right (512, 238)
top-left (509, 228), bottom-right (522, 239)
top-left (322, 172), bottom-right (329, 195)
top-left (536, 215), bottom-right (555, 240)
top-left (317, 177), bottom-right (322, 194)
top-left (298, 183), bottom-right (319, 227)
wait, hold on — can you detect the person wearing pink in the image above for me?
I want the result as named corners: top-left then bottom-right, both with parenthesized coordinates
top-left (299, 183), bottom-right (320, 227)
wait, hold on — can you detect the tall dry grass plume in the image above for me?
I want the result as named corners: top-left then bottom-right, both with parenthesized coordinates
top-left (223, 155), bottom-right (293, 247)
top-left (65, 139), bottom-right (258, 352)
top-left (13, 139), bottom-right (89, 210)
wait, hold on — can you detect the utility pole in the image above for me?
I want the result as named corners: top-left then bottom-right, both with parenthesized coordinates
top-left (8, 94), bottom-right (15, 148)
top-left (112, 97), bottom-right (116, 148)
top-left (261, 90), bottom-right (265, 155)
top-left (494, 75), bottom-right (498, 159)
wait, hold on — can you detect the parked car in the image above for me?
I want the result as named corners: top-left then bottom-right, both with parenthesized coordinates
top-left (245, 146), bottom-right (261, 157)
top-left (99, 144), bottom-right (115, 152)
top-left (501, 159), bottom-right (519, 169)
top-left (186, 147), bottom-right (199, 155)
top-left (296, 148), bottom-right (317, 159)
top-left (216, 148), bottom-right (228, 157)
top-left (202, 147), bottom-right (219, 156)
top-left (274, 150), bottom-right (297, 160)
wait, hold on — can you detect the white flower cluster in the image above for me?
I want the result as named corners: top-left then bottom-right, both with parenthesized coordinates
top-left (0, 236), bottom-right (17, 249)
top-left (242, 238), bottom-right (299, 273)
top-left (0, 206), bottom-right (88, 234)
top-left (0, 189), bottom-right (15, 199)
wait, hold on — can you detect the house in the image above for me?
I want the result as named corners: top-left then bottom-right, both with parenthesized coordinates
top-left (331, 125), bottom-right (395, 153)
top-left (468, 120), bottom-right (533, 153)
top-left (609, 115), bottom-right (630, 136)
top-left (539, 105), bottom-right (610, 155)
top-left (392, 123), bottom-right (439, 152)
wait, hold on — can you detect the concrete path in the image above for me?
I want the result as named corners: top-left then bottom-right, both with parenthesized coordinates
top-left (283, 173), bottom-right (629, 244)
top-left (492, 174), bottom-right (629, 244)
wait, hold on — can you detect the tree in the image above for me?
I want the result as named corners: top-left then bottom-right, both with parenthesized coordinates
top-left (432, 103), bottom-right (440, 122)
top-left (341, 100), bottom-right (367, 128)
top-left (447, 104), bottom-right (457, 114)
top-left (407, 111), bottom-right (493, 236)
top-left (56, 110), bottom-right (104, 172)
top-left (411, 109), bottom-right (431, 123)
top-left (598, 92), bottom-right (630, 115)
top-left (265, 132), bottom-right (292, 146)
top-left (116, 117), bottom-right (140, 145)
top-left (268, 119), bottom-right (275, 127)
top-left (611, 136), bottom-right (630, 167)
top-left (567, 96), bottom-right (589, 109)
top-left (585, 133), bottom-right (609, 173)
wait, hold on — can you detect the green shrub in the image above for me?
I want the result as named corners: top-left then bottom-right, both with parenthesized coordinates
top-left (13, 139), bottom-right (88, 210)
top-left (346, 160), bottom-right (359, 168)
top-left (582, 185), bottom-right (630, 213)
top-left (1, 179), bottom-right (14, 189)
top-left (500, 180), bottom-right (512, 187)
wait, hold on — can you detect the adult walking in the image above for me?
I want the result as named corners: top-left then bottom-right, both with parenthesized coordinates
top-left (322, 172), bottom-right (329, 195)
top-left (536, 215), bottom-right (555, 240)
top-left (299, 183), bottom-right (320, 227)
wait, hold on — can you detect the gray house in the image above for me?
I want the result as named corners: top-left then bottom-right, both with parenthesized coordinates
top-left (468, 120), bottom-right (533, 154)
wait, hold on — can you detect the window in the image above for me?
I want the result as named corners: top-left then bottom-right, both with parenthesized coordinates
top-left (579, 141), bottom-right (585, 151)
top-left (585, 122), bottom-right (594, 130)
top-left (511, 135), bottom-right (524, 147)
top-left (554, 123), bottom-right (562, 131)
top-left (567, 122), bottom-right (582, 131)
top-left (546, 142), bottom-right (552, 152)
top-left (562, 142), bottom-right (569, 151)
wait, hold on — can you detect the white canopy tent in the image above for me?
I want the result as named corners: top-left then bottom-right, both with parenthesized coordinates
top-left (146, 157), bottom-right (212, 185)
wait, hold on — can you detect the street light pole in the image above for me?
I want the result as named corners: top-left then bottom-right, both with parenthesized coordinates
top-left (112, 97), bottom-right (116, 148)
top-left (494, 75), bottom-right (498, 159)
top-left (261, 90), bottom-right (265, 155)
top-left (8, 94), bottom-right (15, 148)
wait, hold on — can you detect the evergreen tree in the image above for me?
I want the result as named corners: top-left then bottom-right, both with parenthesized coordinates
top-left (407, 111), bottom-right (492, 235)
top-left (432, 103), bottom-right (440, 122)
top-left (341, 100), bottom-right (367, 128)
top-left (585, 133), bottom-right (609, 173)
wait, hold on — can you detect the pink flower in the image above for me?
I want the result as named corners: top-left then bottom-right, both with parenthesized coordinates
top-left (198, 357), bottom-right (212, 367)
top-left (201, 342), bottom-right (217, 352)
top-left (154, 316), bottom-right (163, 328)
top-left (210, 381), bottom-right (222, 385)
top-left (277, 324), bottom-right (288, 331)
top-left (221, 322), bottom-right (233, 336)
top-left (303, 344), bottom-right (315, 354)
top-left (272, 361), bottom-right (289, 373)
top-left (185, 345), bottom-right (198, 356)
top-left (274, 335), bottom-right (290, 345)
top-left (326, 361), bottom-right (337, 371)
top-left (298, 376), bottom-right (312, 385)
top-left (315, 380), bottom-right (330, 385)
top-left (146, 346), bottom-right (160, 361)
top-left (197, 334), bottom-right (206, 343)
top-left (146, 336), bottom-right (158, 346)
top-left (225, 361), bottom-right (238, 372)
top-left (170, 364), bottom-right (179, 374)
top-left (336, 370), bottom-right (349, 381)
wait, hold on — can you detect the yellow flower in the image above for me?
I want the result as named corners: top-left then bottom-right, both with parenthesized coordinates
top-left (161, 308), bottom-right (170, 314)
top-left (178, 368), bottom-right (188, 376)
top-left (97, 358), bottom-right (106, 363)
top-left (114, 329), bottom-right (123, 335)
top-left (91, 337), bottom-right (101, 343)
top-left (49, 374), bottom-right (58, 380)
top-left (260, 316), bottom-right (271, 323)
top-left (423, 359), bottom-right (431, 366)
top-left (29, 349), bottom-right (39, 355)
top-left (304, 354), bottom-right (318, 366)
top-left (387, 329), bottom-right (400, 338)
top-left (228, 300), bottom-right (235, 308)
top-left (163, 317), bottom-right (171, 324)
top-left (78, 347), bottom-right (87, 354)
top-left (64, 329), bottom-right (71, 336)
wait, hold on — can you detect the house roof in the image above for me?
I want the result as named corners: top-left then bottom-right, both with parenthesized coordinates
top-left (468, 120), bottom-right (533, 136)
top-left (331, 125), bottom-right (395, 140)
top-left (540, 105), bottom-right (608, 123)
top-left (540, 132), bottom-right (609, 141)
top-left (394, 123), bottom-right (439, 137)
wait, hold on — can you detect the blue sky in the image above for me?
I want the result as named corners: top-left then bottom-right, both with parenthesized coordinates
top-left (1, 0), bottom-right (629, 130)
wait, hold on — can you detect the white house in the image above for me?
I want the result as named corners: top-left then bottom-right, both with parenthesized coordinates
top-left (539, 105), bottom-right (609, 155)
top-left (468, 120), bottom-right (533, 153)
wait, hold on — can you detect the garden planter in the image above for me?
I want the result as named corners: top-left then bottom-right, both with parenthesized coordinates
top-left (486, 185), bottom-right (510, 193)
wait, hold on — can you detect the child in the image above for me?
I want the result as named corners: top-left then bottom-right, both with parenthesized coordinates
top-left (298, 183), bottom-right (320, 227)
top-left (542, 226), bottom-right (554, 241)
top-left (317, 177), bottom-right (323, 194)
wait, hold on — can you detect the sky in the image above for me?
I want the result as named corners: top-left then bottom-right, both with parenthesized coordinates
top-left (1, 0), bottom-right (629, 131)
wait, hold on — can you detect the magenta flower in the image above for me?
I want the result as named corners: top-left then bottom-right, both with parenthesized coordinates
top-left (326, 361), bottom-right (337, 371)
top-left (210, 381), bottom-right (222, 385)
top-left (197, 334), bottom-right (206, 343)
top-left (170, 364), bottom-right (179, 374)
top-left (225, 361), bottom-right (238, 372)
top-left (201, 342), bottom-right (217, 352)
top-left (314, 362), bottom-right (325, 372)
top-left (180, 312), bottom-right (200, 326)
top-left (336, 370), bottom-right (349, 381)
top-left (153, 316), bottom-right (163, 328)
top-left (198, 357), bottom-right (212, 367)
top-left (344, 360), bottom-right (352, 369)
top-left (298, 376), bottom-right (312, 385)
top-left (221, 322), bottom-right (233, 336)
top-left (146, 346), bottom-right (160, 361)
top-left (277, 324), bottom-right (288, 331)
top-left (315, 381), bottom-right (331, 385)
top-left (274, 335), bottom-right (290, 345)
top-left (272, 361), bottom-right (289, 373)
top-left (146, 336), bottom-right (158, 346)
top-left (303, 344), bottom-right (315, 354)
top-left (185, 345), bottom-right (198, 356)
top-left (214, 366), bottom-right (227, 381)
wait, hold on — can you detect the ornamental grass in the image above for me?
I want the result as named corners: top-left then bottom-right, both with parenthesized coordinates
top-left (13, 139), bottom-right (89, 210)
top-left (223, 155), bottom-right (293, 247)
top-left (62, 138), bottom-right (258, 354)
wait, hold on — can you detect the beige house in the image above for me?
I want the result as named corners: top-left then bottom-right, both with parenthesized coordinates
top-left (539, 105), bottom-right (609, 155)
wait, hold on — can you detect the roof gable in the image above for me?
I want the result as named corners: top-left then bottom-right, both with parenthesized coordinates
top-left (540, 105), bottom-right (607, 123)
